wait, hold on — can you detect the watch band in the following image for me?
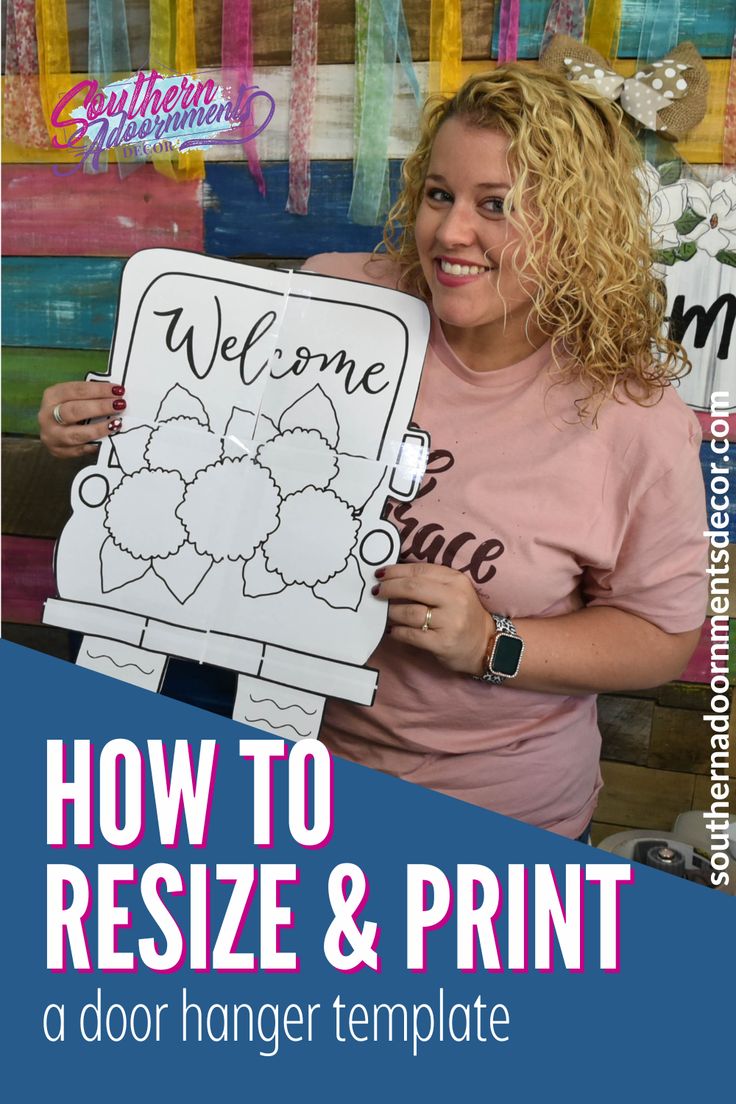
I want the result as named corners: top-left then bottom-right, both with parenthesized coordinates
top-left (473, 613), bottom-right (525, 685)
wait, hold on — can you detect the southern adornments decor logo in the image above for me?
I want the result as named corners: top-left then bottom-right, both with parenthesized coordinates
top-left (50, 69), bottom-right (275, 173)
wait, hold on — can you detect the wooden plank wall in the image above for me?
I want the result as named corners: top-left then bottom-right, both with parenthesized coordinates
top-left (2, 3), bottom-right (734, 834)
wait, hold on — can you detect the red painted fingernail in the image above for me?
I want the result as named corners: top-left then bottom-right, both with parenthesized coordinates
top-left (375, 568), bottom-right (386, 578)
top-left (108, 418), bottom-right (123, 433)
top-left (112, 399), bottom-right (126, 410)
top-left (112, 385), bottom-right (125, 396)
top-left (371, 585), bottom-right (380, 596)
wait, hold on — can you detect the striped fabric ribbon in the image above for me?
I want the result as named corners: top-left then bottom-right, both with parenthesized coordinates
top-left (541, 0), bottom-right (586, 54)
top-left (286, 0), bottom-right (320, 215)
top-left (497, 0), bottom-right (520, 63)
top-left (88, 0), bottom-right (133, 173)
top-left (222, 0), bottom-right (266, 195)
top-left (585, 0), bottom-right (622, 60)
top-left (3, 0), bottom-right (48, 147)
top-left (350, 0), bottom-right (420, 225)
top-left (430, 0), bottom-right (462, 94)
top-left (724, 32), bottom-right (736, 166)
top-left (35, 0), bottom-right (70, 139)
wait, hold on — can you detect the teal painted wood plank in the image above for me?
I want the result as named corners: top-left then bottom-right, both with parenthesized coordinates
top-left (490, 0), bottom-right (735, 58)
top-left (2, 348), bottom-right (110, 435)
top-left (2, 258), bottom-right (123, 349)
top-left (204, 161), bottom-right (399, 257)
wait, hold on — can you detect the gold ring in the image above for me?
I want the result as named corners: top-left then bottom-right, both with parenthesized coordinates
top-left (421, 606), bottom-right (433, 632)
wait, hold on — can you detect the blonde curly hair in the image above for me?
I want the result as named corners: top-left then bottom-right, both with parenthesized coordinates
top-left (381, 65), bottom-right (689, 419)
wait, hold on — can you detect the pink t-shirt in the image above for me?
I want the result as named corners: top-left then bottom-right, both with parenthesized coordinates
top-left (305, 252), bottom-right (708, 838)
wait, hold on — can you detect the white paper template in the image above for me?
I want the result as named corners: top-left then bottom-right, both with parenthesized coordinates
top-left (45, 249), bottom-right (431, 731)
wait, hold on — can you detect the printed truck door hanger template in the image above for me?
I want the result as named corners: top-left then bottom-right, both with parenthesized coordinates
top-left (44, 249), bottom-right (431, 738)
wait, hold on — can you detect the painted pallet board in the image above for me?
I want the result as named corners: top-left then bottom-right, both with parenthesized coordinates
top-left (3, 60), bottom-right (730, 166)
top-left (707, 545), bottom-right (736, 620)
top-left (52, 0), bottom-right (736, 69)
top-left (1, 257), bottom-right (123, 349)
top-left (0, 256), bottom-right (308, 354)
top-left (1, 64), bottom-right (421, 165)
top-left (64, 0), bottom-right (150, 73)
top-left (680, 617), bottom-right (736, 683)
top-left (204, 160), bottom-right (394, 256)
top-left (657, 682), bottom-right (713, 710)
top-left (596, 759), bottom-right (696, 830)
top-left (195, 0), bottom-right (224, 69)
top-left (2, 349), bottom-right (110, 435)
top-left (700, 439), bottom-right (736, 542)
top-left (695, 410), bottom-right (736, 441)
top-left (597, 694), bottom-right (653, 765)
top-left (0, 622), bottom-right (77, 662)
top-left (649, 704), bottom-right (734, 774)
top-left (489, 0), bottom-right (736, 58)
top-left (2, 438), bottom-right (91, 539)
top-left (2, 165), bottom-right (203, 256)
top-left (1, 535), bottom-right (56, 624)
top-left (462, 1), bottom-right (493, 60)
top-left (4, 0), bottom-right (366, 75)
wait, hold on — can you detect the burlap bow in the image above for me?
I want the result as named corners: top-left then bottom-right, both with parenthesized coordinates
top-left (539, 35), bottom-right (709, 142)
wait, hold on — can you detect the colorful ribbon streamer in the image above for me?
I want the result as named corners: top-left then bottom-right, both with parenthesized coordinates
top-left (355, 0), bottom-right (419, 135)
top-left (286, 0), bottom-right (320, 215)
top-left (392, 0), bottom-right (422, 103)
top-left (222, 0), bottom-right (266, 195)
top-left (3, 0), bottom-right (48, 147)
top-left (350, 0), bottom-right (420, 225)
top-left (497, 0), bottom-right (520, 64)
top-left (146, 0), bottom-right (203, 180)
top-left (150, 0), bottom-right (175, 71)
top-left (88, 0), bottom-right (133, 174)
top-left (354, 0), bottom-right (369, 145)
top-left (725, 32), bottom-right (736, 166)
top-left (634, 0), bottom-right (682, 165)
top-left (430, 0), bottom-right (463, 95)
top-left (350, 0), bottom-right (397, 224)
top-left (585, 0), bottom-right (621, 60)
top-left (35, 0), bottom-right (71, 139)
top-left (541, 0), bottom-right (586, 54)
top-left (635, 0), bottom-right (680, 59)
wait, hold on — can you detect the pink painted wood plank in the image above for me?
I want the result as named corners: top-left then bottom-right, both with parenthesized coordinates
top-left (2, 536), bottom-right (57, 624)
top-left (695, 410), bottom-right (734, 441)
top-left (679, 617), bottom-right (734, 685)
top-left (2, 165), bottom-right (204, 256)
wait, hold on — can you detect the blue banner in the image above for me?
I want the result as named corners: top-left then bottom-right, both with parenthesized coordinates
top-left (2, 639), bottom-right (732, 1100)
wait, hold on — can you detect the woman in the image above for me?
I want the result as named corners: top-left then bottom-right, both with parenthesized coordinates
top-left (39, 66), bottom-right (707, 839)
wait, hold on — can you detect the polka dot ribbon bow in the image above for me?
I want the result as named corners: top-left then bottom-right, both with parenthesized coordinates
top-left (539, 35), bottom-right (709, 142)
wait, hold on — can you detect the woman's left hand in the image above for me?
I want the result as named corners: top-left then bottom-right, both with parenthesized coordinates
top-left (372, 563), bottom-right (492, 676)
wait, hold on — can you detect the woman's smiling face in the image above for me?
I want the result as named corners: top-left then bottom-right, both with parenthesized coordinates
top-left (414, 118), bottom-right (543, 369)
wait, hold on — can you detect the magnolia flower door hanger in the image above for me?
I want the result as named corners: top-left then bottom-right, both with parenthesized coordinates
top-left (45, 250), bottom-right (431, 738)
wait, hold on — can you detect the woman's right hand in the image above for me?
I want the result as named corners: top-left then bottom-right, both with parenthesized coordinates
top-left (38, 381), bottom-right (127, 458)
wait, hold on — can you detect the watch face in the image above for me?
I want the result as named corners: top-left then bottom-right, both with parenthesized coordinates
top-left (490, 632), bottom-right (524, 677)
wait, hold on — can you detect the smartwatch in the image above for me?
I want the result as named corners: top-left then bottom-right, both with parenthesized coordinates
top-left (474, 614), bottom-right (525, 685)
